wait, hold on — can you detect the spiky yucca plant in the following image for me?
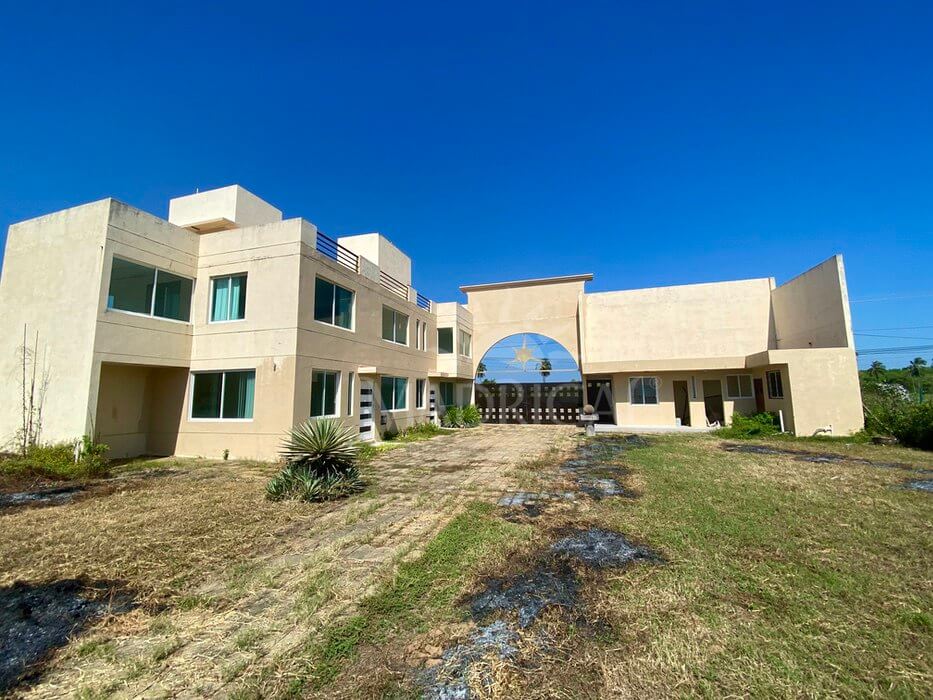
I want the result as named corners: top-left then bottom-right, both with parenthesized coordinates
top-left (266, 418), bottom-right (364, 502)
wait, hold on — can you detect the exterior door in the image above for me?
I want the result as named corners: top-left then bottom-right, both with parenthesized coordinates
top-left (586, 378), bottom-right (614, 424)
top-left (673, 380), bottom-right (691, 426)
top-left (754, 378), bottom-right (766, 413)
top-left (359, 379), bottom-right (374, 441)
top-left (702, 379), bottom-right (725, 426)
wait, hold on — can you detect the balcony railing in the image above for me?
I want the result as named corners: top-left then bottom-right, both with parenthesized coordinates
top-left (416, 292), bottom-right (432, 312)
top-left (379, 269), bottom-right (409, 301)
top-left (316, 231), bottom-right (359, 272)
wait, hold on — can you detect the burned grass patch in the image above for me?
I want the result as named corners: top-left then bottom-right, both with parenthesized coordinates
top-left (0, 578), bottom-right (136, 693)
top-left (902, 479), bottom-right (933, 493)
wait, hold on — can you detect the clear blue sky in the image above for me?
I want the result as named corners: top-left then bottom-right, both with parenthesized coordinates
top-left (1, 1), bottom-right (931, 368)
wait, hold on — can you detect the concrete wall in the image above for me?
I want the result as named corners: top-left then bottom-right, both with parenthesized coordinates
top-left (434, 301), bottom-right (474, 379)
top-left (338, 233), bottom-right (412, 286)
top-left (464, 278), bottom-right (587, 371)
top-left (0, 200), bottom-right (111, 447)
top-left (610, 370), bottom-right (758, 427)
top-left (582, 278), bottom-right (774, 374)
top-left (168, 185), bottom-right (283, 231)
top-left (771, 255), bottom-right (854, 349)
top-left (295, 241), bottom-right (436, 439)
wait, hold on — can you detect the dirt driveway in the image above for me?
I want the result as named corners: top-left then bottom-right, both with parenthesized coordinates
top-left (4, 425), bottom-right (575, 699)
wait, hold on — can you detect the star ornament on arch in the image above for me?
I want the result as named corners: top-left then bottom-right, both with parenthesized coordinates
top-left (506, 334), bottom-right (542, 372)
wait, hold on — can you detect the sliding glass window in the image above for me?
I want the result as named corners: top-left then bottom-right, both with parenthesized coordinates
top-left (211, 274), bottom-right (247, 322)
top-left (380, 376), bottom-right (407, 410)
top-left (382, 307), bottom-right (408, 345)
top-left (108, 257), bottom-right (192, 322)
top-left (191, 370), bottom-right (255, 419)
top-left (314, 277), bottom-right (354, 329)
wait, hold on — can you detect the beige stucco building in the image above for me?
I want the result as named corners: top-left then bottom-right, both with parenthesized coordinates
top-left (0, 185), bottom-right (863, 459)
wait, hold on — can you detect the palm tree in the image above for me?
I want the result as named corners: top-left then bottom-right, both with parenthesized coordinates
top-left (908, 357), bottom-right (927, 377)
top-left (476, 361), bottom-right (487, 379)
top-left (539, 358), bottom-right (552, 383)
top-left (867, 360), bottom-right (886, 380)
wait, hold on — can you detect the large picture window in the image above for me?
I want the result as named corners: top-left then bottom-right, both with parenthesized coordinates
top-left (437, 327), bottom-right (454, 354)
top-left (381, 376), bottom-right (407, 411)
top-left (314, 277), bottom-right (354, 329)
top-left (766, 370), bottom-right (784, 399)
top-left (382, 307), bottom-right (408, 345)
top-left (629, 377), bottom-right (659, 405)
top-left (191, 370), bottom-right (255, 419)
top-left (211, 274), bottom-right (247, 322)
top-left (108, 257), bottom-right (192, 322)
top-left (725, 374), bottom-right (754, 399)
top-left (311, 370), bottom-right (339, 417)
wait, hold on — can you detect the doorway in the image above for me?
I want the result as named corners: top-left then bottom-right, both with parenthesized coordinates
top-left (754, 378), bottom-right (766, 413)
top-left (702, 379), bottom-right (725, 426)
top-left (586, 378), bottom-right (614, 424)
top-left (673, 380), bottom-right (691, 426)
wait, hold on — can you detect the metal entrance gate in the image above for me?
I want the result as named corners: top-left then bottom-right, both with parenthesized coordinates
top-left (475, 382), bottom-right (582, 424)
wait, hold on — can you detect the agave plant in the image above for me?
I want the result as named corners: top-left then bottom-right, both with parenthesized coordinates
top-left (266, 418), bottom-right (364, 502)
top-left (461, 404), bottom-right (481, 427)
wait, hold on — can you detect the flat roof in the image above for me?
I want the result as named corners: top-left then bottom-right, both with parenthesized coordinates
top-left (459, 273), bottom-right (594, 293)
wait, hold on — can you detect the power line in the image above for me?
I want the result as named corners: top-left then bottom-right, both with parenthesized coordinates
top-left (849, 292), bottom-right (933, 303)
top-left (854, 325), bottom-right (933, 331)
top-left (856, 343), bottom-right (933, 356)
top-left (854, 333), bottom-right (933, 340)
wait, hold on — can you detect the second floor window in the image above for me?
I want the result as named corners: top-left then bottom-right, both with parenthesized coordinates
top-left (437, 327), bottom-right (453, 354)
top-left (108, 256), bottom-right (192, 322)
top-left (458, 330), bottom-right (472, 357)
top-left (211, 274), bottom-right (247, 322)
top-left (314, 277), bottom-right (354, 329)
top-left (382, 307), bottom-right (408, 345)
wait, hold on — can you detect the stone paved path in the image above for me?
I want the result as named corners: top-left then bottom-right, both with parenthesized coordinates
top-left (22, 425), bottom-right (575, 699)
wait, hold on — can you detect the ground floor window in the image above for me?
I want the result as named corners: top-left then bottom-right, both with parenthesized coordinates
top-left (311, 370), bottom-right (339, 417)
top-left (416, 378), bottom-right (426, 408)
top-left (439, 381), bottom-right (455, 407)
top-left (629, 376), bottom-right (659, 405)
top-left (725, 374), bottom-right (754, 399)
top-left (191, 370), bottom-right (255, 419)
top-left (766, 370), bottom-right (784, 399)
top-left (381, 376), bottom-right (407, 411)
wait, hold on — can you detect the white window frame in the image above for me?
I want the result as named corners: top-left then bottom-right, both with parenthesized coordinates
top-left (725, 374), bottom-right (755, 400)
top-left (346, 371), bottom-right (355, 416)
top-left (458, 330), bottom-right (472, 358)
top-left (415, 319), bottom-right (422, 350)
top-left (629, 376), bottom-right (659, 405)
top-left (766, 370), bottom-right (784, 399)
top-left (107, 256), bottom-right (194, 325)
top-left (311, 369), bottom-right (341, 418)
top-left (209, 273), bottom-right (248, 324)
top-left (314, 276), bottom-right (356, 331)
top-left (422, 321), bottom-right (428, 351)
top-left (381, 375), bottom-right (408, 412)
top-left (416, 378), bottom-right (425, 408)
top-left (188, 369), bottom-right (255, 422)
top-left (382, 306), bottom-right (409, 346)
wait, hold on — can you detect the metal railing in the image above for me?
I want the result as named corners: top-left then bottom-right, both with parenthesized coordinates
top-left (416, 292), bottom-right (432, 312)
top-left (316, 231), bottom-right (359, 272)
top-left (379, 269), bottom-right (409, 300)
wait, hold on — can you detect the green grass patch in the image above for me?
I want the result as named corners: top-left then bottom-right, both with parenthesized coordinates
top-left (0, 441), bottom-right (109, 481)
top-left (383, 422), bottom-right (454, 443)
top-left (285, 501), bottom-right (528, 694)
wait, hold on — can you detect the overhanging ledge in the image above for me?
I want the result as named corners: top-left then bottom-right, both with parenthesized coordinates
top-left (460, 273), bottom-right (594, 294)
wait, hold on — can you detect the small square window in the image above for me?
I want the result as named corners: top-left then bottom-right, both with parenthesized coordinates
top-left (725, 374), bottom-right (754, 399)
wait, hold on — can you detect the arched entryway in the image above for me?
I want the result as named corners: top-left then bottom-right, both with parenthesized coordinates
top-left (474, 333), bottom-right (584, 424)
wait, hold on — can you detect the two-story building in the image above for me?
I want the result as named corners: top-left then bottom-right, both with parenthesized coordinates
top-left (0, 185), bottom-right (864, 459)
